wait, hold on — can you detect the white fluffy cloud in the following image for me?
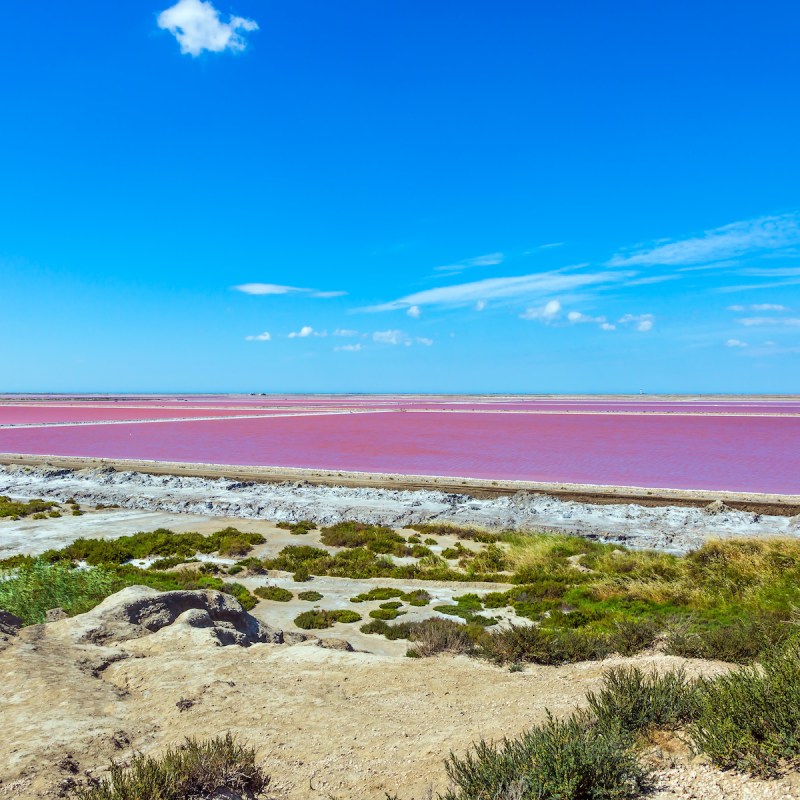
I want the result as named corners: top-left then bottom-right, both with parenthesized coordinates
top-left (726, 339), bottom-right (749, 348)
top-left (157, 0), bottom-right (258, 56)
top-left (520, 299), bottom-right (562, 322)
top-left (372, 330), bottom-right (432, 347)
top-left (244, 331), bottom-right (271, 341)
top-left (406, 305), bottom-right (421, 319)
top-left (288, 326), bottom-right (317, 338)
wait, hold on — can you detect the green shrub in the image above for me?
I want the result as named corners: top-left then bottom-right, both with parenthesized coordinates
top-left (276, 520), bottom-right (316, 535)
top-left (407, 617), bottom-right (476, 657)
top-left (480, 624), bottom-right (613, 665)
top-left (293, 566), bottom-right (311, 582)
top-left (410, 523), bottom-right (501, 543)
top-left (360, 619), bottom-right (416, 639)
top-left (72, 509), bottom-right (84, 516)
top-left (402, 589), bottom-right (431, 606)
top-left (350, 587), bottom-right (404, 603)
top-left (298, 590), bottom-right (323, 601)
top-left (293, 609), bottom-right (362, 629)
top-left (370, 608), bottom-right (405, 621)
top-left (441, 712), bottom-right (648, 800)
top-left (254, 585), bottom-right (293, 602)
top-left (72, 733), bottom-right (269, 800)
top-left (0, 495), bottom-right (58, 519)
top-left (220, 582), bottom-right (257, 611)
top-left (586, 666), bottom-right (698, 736)
top-left (379, 601), bottom-right (403, 610)
top-left (319, 521), bottom-right (409, 555)
top-left (689, 637), bottom-right (800, 777)
top-left (48, 511), bottom-right (62, 518)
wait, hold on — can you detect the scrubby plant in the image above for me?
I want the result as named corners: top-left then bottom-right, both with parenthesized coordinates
top-left (406, 617), bottom-right (476, 657)
top-left (276, 520), bottom-right (316, 535)
top-left (293, 566), bottom-right (312, 582)
top-left (586, 666), bottom-right (698, 736)
top-left (319, 521), bottom-right (409, 555)
top-left (409, 523), bottom-right (501, 543)
top-left (350, 587), bottom-right (404, 603)
top-left (254, 585), bottom-right (293, 602)
top-left (0, 495), bottom-right (59, 519)
top-left (297, 590), bottom-right (323, 601)
top-left (293, 609), bottom-right (362, 629)
top-left (360, 618), bottom-right (416, 639)
top-left (369, 608), bottom-right (405, 621)
top-left (441, 712), bottom-right (648, 800)
top-left (689, 637), bottom-right (800, 777)
top-left (72, 733), bottom-right (269, 800)
top-left (402, 589), bottom-right (431, 606)
top-left (379, 601), bottom-right (403, 610)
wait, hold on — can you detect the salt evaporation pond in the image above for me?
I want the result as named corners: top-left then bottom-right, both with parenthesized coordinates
top-left (1, 395), bottom-right (799, 494)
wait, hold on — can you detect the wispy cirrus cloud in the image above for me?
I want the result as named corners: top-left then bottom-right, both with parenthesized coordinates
top-left (608, 214), bottom-right (800, 267)
top-left (364, 268), bottom-right (633, 313)
top-left (434, 252), bottom-right (504, 274)
top-left (233, 283), bottom-right (346, 298)
top-left (727, 303), bottom-right (790, 312)
top-left (334, 343), bottom-right (363, 352)
top-left (737, 317), bottom-right (800, 327)
top-left (726, 339), bottom-right (749, 348)
top-left (157, 0), bottom-right (258, 56)
top-left (618, 313), bottom-right (655, 332)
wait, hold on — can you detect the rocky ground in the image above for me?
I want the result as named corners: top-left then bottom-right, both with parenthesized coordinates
top-left (3, 586), bottom-right (799, 800)
top-left (2, 464), bottom-right (799, 553)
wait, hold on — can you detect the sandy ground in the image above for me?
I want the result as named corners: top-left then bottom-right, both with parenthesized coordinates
top-left (2, 464), bottom-right (799, 554)
top-left (2, 604), bottom-right (798, 800)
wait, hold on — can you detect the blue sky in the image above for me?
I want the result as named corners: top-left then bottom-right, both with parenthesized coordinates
top-left (2, 0), bottom-right (799, 393)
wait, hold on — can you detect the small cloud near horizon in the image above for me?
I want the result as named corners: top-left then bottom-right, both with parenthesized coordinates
top-left (233, 283), bottom-right (346, 298)
top-left (244, 331), bottom-right (271, 341)
top-left (157, 0), bottom-right (258, 57)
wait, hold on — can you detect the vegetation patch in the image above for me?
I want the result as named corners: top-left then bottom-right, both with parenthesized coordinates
top-left (0, 495), bottom-right (59, 519)
top-left (276, 520), bottom-right (316, 535)
top-left (369, 607), bottom-right (405, 621)
top-left (254, 585), bottom-right (293, 602)
top-left (319, 521), bottom-right (410, 555)
top-left (297, 590), bottom-right (323, 601)
top-left (45, 527), bottom-right (265, 566)
top-left (72, 733), bottom-right (269, 800)
top-left (293, 609), bottom-right (362, 629)
top-left (350, 587), bottom-right (405, 603)
top-left (409, 523), bottom-right (502, 543)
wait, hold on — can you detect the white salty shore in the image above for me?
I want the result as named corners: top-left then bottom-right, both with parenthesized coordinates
top-left (1, 463), bottom-right (798, 553)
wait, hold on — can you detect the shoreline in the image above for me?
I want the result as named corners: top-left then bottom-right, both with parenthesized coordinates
top-left (2, 451), bottom-right (798, 516)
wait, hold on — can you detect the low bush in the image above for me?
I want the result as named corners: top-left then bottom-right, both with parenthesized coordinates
top-left (319, 521), bottom-right (409, 555)
top-left (350, 587), bottom-right (404, 603)
top-left (409, 523), bottom-right (501, 543)
top-left (441, 712), bottom-right (648, 800)
top-left (72, 733), bottom-right (269, 800)
top-left (402, 589), bottom-right (431, 606)
top-left (0, 495), bottom-right (58, 519)
top-left (480, 624), bottom-right (614, 665)
top-left (369, 608), bottom-right (405, 621)
top-left (406, 617), bottom-right (476, 657)
top-left (689, 637), bottom-right (800, 777)
top-left (293, 609), bottom-right (362, 629)
top-left (51, 528), bottom-right (265, 566)
top-left (298, 590), bottom-right (323, 601)
top-left (276, 520), bottom-right (316, 535)
top-left (586, 666), bottom-right (698, 736)
top-left (379, 601), bottom-right (403, 610)
top-left (359, 618), bottom-right (414, 638)
top-left (254, 585), bottom-right (293, 602)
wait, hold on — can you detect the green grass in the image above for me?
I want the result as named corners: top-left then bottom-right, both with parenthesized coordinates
top-left (254, 585), bottom-right (293, 602)
top-left (293, 609), bottom-right (362, 629)
top-left (0, 495), bottom-right (59, 519)
top-left (0, 558), bottom-right (258, 624)
top-left (72, 734), bottom-right (269, 800)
